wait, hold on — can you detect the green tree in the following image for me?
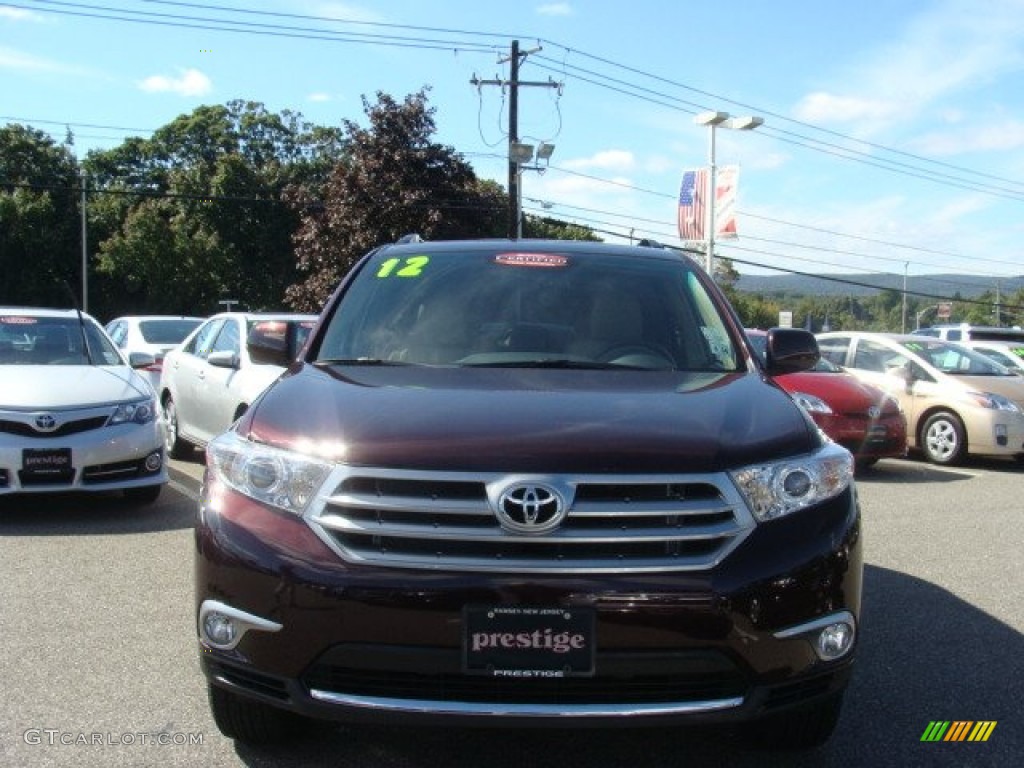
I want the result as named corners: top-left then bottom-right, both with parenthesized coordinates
top-left (0, 125), bottom-right (82, 307)
top-left (285, 89), bottom-right (507, 311)
top-left (84, 101), bottom-right (344, 316)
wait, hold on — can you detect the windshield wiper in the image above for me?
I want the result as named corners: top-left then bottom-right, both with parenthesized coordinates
top-left (459, 359), bottom-right (661, 370)
top-left (315, 358), bottom-right (415, 366)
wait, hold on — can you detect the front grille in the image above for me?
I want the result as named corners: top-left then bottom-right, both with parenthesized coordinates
top-left (208, 661), bottom-right (290, 701)
top-left (0, 416), bottom-right (108, 438)
top-left (310, 469), bottom-right (754, 573)
top-left (303, 647), bottom-right (747, 705)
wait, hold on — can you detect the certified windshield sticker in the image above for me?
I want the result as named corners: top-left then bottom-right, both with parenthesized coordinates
top-left (494, 252), bottom-right (569, 268)
top-left (376, 256), bottom-right (430, 278)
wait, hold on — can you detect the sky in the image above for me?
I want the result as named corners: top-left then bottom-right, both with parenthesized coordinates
top-left (3, 0), bottom-right (1024, 298)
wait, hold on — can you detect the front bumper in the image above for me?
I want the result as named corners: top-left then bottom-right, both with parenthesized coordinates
top-left (196, 485), bottom-right (862, 727)
top-left (0, 422), bottom-right (166, 495)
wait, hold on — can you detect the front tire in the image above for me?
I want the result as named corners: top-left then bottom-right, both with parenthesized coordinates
top-left (162, 396), bottom-right (191, 460)
top-left (920, 411), bottom-right (966, 465)
top-left (207, 684), bottom-right (306, 744)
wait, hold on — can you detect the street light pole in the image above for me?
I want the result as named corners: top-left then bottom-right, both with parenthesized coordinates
top-left (694, 112), bottom-right (762, 277)
top-left (902, 262), bottom-right (908, 333)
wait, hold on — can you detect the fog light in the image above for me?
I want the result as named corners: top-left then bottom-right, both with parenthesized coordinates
top-left (995, 424), bottom-right (1008, 446)
top-left (144, 451), bottom-right (163, 472)
top-left (198, 600), bottom-right (283, 651)
top-left (203, 612), bottom-right (236, 647)
top-left (816, 621), bottom-right (855, 660)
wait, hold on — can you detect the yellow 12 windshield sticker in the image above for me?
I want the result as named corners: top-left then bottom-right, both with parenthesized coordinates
top-left (376, 256), bottom-right (430, 278)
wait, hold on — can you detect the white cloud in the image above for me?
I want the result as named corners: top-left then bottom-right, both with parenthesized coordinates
top-left (138, 68), bottom-right (212, 97)
top-left (0, 7), bottom-right (46, 22)
top-left (0, 46), bottom-right (101, 78)
top-left (562, 150), bottom-right (635, 172)
top-left (308, 2), bottom-right (386, 24)
top-left (910, 120), bottom-right (1024, 155)
top-left (794, 92), bottom-right (901, 124)
top-left (0, 46), bottom-right (61, 73)
top-left (795, 0), bottom-right (1024, 132)
top-left (308, 92), bottom-right (332, 102)
top-left (537, 3), bottom-right (573, 16)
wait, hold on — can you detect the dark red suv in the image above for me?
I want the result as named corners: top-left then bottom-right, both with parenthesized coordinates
top-left (196, 239), bottom-right (862, 750)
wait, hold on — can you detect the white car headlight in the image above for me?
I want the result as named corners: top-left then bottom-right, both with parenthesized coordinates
top-left (967, 391), bottom-right (1021, 412)
top-left (730, 442), bottom-right (854, 522)
top-left (109, 398), bottom-right (156, 425)
top-left (207, 431), bottom-right (332, 515)
top-left (790, 391), bottom-right (833, 415)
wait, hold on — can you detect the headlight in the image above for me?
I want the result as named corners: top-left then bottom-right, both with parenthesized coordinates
top-left (790, 391), bottom-right (832, 415)
top-left (966, 391), bottom-right (1021, 412)
top-left (109, 398), bottom-right (156, 425)
top-left (730, 442), bottom-right (853, 522)
top-left (206, 431), bottom-right (332, 515)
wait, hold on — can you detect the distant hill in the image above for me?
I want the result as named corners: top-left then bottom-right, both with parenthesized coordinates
top-left (735, 273), bottom-right (1024, 299)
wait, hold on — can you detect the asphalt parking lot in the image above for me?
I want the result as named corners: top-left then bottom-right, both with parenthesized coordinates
top-left (1, 455), bottom-right (1021, 768)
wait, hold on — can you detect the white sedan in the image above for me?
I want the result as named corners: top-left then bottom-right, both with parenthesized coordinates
top-left (0, 307), bottom-right (167, 503)
top-left (158, 312), bottom-right (317, 458)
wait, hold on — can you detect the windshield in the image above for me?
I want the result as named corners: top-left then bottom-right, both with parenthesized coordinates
top-left (138, 318), bottom-right (203, 344)
top-left (900, 339), bottom-right (1013, 376)
top-left (0, 315), bottom-right (122, 366)
top-left (317, 247), bottom-right (739, 371)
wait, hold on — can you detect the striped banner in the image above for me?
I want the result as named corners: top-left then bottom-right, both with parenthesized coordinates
top-left (920, 721), bottom-right (997, 742)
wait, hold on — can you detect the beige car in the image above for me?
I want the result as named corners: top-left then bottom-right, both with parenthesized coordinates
top-left (817, 332), bottom-right (1024, 465)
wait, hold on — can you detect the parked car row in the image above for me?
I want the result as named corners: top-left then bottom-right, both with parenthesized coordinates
top-left (1, 307), bottom-right (317, 505)
top-left (158, 312), bottom-right (317, 458)
top-left (746, 330), bottom-right (907, 470)
top-left (817, 332), bottom-right (1024, 466)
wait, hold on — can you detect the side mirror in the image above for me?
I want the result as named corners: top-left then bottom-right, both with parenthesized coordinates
top-left (764, 328), bottom-right (819, 375)
top-left (128, 351), bottom-right (156, 370)
top-left (207, 350), bottom-right (240, 369)
top-left (247, 320), bottom-right (314, 367)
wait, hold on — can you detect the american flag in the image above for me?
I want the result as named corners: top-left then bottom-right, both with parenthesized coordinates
top-left (677, 168), bottom-right (707, 241)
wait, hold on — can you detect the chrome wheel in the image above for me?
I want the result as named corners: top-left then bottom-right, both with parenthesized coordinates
top-left (921, 411), bottom-right (965, 465)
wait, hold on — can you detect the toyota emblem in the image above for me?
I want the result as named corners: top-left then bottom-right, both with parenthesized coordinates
top-left (495, 483), bottom-right (566, 534)
top-left (867, 405), bottom-right (881, 419)
top-left (34, 413), bottom-right (58, 432)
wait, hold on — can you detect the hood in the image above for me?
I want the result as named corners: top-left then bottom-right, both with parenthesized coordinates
top-left (239, 364), bottom-right (819, 474)
top-left (0, 365), bottom-right (152, 409)
top-left (778, 370), bottom-right (897, 414)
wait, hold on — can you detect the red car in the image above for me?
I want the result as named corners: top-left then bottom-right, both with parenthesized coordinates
top-left (748, 330), bottom-right (907, 469)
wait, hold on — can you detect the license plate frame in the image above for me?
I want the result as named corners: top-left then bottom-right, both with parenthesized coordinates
top-left (462, 605), bottom-right (595, 678)
top-left (22, 447), bottom-right (72, 476)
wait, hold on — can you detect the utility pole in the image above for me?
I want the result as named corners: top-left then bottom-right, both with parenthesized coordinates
top-left (471, 41), bottom-right (560, 239)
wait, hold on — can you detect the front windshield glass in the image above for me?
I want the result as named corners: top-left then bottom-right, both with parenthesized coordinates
top-left (900, 339), bottom-right (1012, 376)
top-left (0, 315), bottom-right (122, 366)
top-left (318, 247), bottom-right (739, 371)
